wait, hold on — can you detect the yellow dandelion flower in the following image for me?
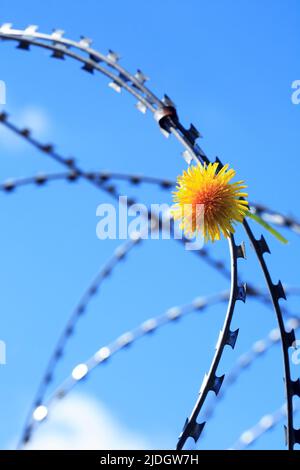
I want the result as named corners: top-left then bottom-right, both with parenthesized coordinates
top-left (172, 162), bottom-right (249, 242)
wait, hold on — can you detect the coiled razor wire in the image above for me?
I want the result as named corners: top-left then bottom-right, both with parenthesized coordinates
top-left (0, 113), bottom-right (240, 448)
top-left (243, 220), bottom-right (299, 449)
top-left (0, 112), bottom-right (243, 449)
top-left (1, 170), bottom-right (299, 237)
top-left (2, 167), bottom-right (295, 445)
top-left (23, 291), bottom-right (300, 446)
top-left (176, 235), bottom-right (245, 449)
top-left (0, 24), bottom-right (298, 449)
top-left (203, 315), bottom-right (300, 423)
top-left (231, 400), bottom-right (300, 450)
top-left (24, 290), bottom-right (234, 443)
top-left (19, 234), bottom-right (147, 447)
top-left (21, 288), bottom-right (300, 446)
top-left (0, 112), bottom-right (232, 279)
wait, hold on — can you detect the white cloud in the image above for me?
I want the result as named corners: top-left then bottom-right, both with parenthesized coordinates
top-left (0, 106), bottom-right (50, 151)
top-left (18, 106), bottom-right (50, 136)
top-left (25, 394), bottom-right (151, 450)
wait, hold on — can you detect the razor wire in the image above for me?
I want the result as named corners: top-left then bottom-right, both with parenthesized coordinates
top-left (0, 24), bottom-right (298, 448)
top-left (0, 23), bottom-right (161, 113)
top-left (0, 112), bottom-right (232, 279)
top-left (176, 236), bottom-right (245, 449)
top-left (160, 107), bottom-right (298, 448)
top-left (1, 123), bottom-right (295, 447)
top-left (0, 112), bottom-right (240, 449)
top-left (231, 400), bottom-right (300, 450)
top-left (19, 287), bottom-right (276, 444)
top-left (243, 220), bottom-right (299, 449)
top-left (0, 112), bottom-right (243, 449)
top-left (18, 233), bottom-right (147, 447)
top-left (203, 315), bottom-right (300, 423)
top-left (22, 290), bottom-right (300, 447)
top-left (23, 290), bottom-right (233, 444)
top-left (1, 170), bottom-right (299, 237)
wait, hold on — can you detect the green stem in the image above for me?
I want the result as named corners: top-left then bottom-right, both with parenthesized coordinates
top-left (246, 211), bottom-right (288, 244)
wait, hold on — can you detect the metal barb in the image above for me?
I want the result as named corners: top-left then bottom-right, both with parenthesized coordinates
top-left (273, 280), bottom-right (287, 301)
top-left (256, 235), bottom-right (271, 255)
top-left (291, 379), bottom-right (300, 397)
top-left (210, 374), bottom-right (225, 395)
top-left (293, 428), bottom-right (300, 445)
top-left (235, 242), bottom-right (247, 259)
top-left (236, 283), bottom-right (247, 303)
top-left (225, 328), bottom-right (239, 349)
top-left (284, 329), bottom-right (296, 347)
top-left (186, 124), bottom-right (202, 144)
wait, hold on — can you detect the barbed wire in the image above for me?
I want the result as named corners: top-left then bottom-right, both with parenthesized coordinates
top-left (228, 305), bottom-right (300, 450)
top-left (203, 315), bottom-right (300, 423)
top-left (0, 113), bottom-right (240, 449)
top-left (23, 290), bottom-right (231, 444)
top-left (0, 24), bottom-right (160, 112)
top-left (243, 220), bottom-right (299, 449)
top-left (22, 289), bottom-right (300, 447)
top-left (0, 24), bottom-right (298, 449)
top-left (18, 232), bottom-right (148, 447)
top-left (0, 110), bottom-right (243, 449)
top-left (0, 24), bottom-right (212, 166)
top-left (176, 236), bottom-right (244, 449)
top-left (1, 161), bottom-right (295, 446)
top-left (2, 146), bottom-right (293, 448)
top-left (19, 287), bottom-right (275, 444)
top-left (230, 400), bottom-right (300, 450)
top-left (1, 170), bottom-right (299, 236)
top-left (0, 112), bottom-right (232, 280)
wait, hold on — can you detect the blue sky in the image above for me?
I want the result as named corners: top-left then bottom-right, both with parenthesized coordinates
top-left (0, 0), bottom-right (299, 450)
